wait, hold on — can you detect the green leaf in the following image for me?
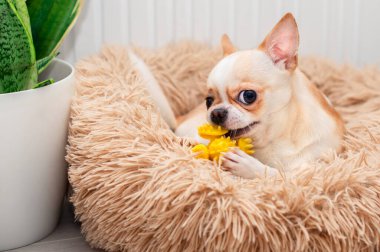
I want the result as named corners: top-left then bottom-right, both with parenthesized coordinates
top-left (0, 0), bottom-right (37, 93)
top-left (9, 0), bottom-right (32, 36)
top-left (36, 52), bottom-right (57, 74)
top-left (27, 0), bottom-right (83, 61)
top-left (33, 78), bottom-right (54, 89)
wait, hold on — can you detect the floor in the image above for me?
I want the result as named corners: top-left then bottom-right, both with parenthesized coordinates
top-left (6, 201), bottom-right (102, 252)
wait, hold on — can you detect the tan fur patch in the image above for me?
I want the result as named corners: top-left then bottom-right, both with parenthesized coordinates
top-left (206, 86), bottom-right (222, 105)
top-left (221, 34), bottom-right (236, 56)
top-left (231, 53), bottom-right (256, 82)
top-left (307, 80), bottom-right (346, 140)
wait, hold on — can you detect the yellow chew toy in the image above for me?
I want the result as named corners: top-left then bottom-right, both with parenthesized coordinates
top-left (191, 123), bottom-right (254, 161)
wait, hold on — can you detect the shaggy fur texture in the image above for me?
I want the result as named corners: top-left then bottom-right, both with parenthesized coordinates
top-left (67, 42), bottom-right (380, 252)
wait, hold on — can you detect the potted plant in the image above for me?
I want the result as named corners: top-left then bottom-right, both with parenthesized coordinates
top-left (0, 0), bottom-right (82, 250)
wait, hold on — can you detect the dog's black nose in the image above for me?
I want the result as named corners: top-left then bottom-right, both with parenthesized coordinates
top-left (211, 108), bottom-right (228, 125)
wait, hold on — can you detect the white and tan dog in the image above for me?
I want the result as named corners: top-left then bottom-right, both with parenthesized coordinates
top-left (136, 13), bottom-right (345, 179)
top-left (175, 13), bottom-right (345, 178)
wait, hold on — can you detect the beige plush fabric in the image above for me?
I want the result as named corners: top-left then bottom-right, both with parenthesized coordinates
top-left (67, 42), bottom-right (380, 252)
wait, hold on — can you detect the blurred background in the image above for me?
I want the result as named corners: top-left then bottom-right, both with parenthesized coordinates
top-left (59, 0), bottom-right (380, 67)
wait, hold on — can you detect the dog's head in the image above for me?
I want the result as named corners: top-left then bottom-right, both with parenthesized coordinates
top-left (206, 13), bottom-right (299, 139)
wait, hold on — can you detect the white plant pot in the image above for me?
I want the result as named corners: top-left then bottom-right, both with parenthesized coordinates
top-left (0, 59), bottom-right (75, 251)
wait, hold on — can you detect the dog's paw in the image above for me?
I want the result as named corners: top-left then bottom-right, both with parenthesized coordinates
top-left (221, 148), bottom-right (260, 179)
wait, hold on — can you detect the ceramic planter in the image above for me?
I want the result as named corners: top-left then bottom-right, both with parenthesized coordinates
top-left (0, 59), bottom-right (75, 250)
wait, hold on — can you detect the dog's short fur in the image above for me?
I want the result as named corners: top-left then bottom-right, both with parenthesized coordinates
top-left (140, 13), bottom-right (345, 179)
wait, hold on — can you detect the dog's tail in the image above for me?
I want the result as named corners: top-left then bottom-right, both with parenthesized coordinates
top-left (128, 50), bottom-right (177, 130)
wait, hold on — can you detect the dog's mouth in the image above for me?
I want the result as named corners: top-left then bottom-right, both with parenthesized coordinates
top-left (225, 121), bottom-right (260, 139)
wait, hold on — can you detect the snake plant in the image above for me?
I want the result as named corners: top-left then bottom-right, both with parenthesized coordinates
top-left (0, 0), bottom-right (82, 94)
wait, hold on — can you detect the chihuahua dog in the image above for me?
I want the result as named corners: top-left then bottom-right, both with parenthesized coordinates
top-left (175, 13), bottom-right (345, 178)
top-left (133, 13), bottom-right (345, 179)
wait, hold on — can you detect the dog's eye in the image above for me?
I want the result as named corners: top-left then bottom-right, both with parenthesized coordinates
top-left (238, 90), bottom-right (257, 105)
top-left (205, 96), bottom-right (214, 109)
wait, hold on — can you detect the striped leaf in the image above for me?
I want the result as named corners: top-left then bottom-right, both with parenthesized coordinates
top-left (36, 52), bottom-right (58, 74)
top-left (33, 78), bottom-right (54, 89)
top-left (27, 0), bottom-right (83, 61)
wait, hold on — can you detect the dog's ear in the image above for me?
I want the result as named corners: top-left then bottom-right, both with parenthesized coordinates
top-left (258, 13), bottom-right (299, 71)
top-left (221, 34), bottom-right (236, 56)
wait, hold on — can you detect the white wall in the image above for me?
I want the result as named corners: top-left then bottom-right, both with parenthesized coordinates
top-left (59, 0), bottom-right (380, 67)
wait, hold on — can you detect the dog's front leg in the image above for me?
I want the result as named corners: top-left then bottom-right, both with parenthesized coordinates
top-left (221, 148), bottom-right (278, 179)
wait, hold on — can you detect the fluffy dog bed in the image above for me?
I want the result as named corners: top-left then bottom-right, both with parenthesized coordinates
top-left (67, 42), bottom-right (380, 252)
